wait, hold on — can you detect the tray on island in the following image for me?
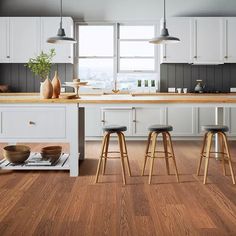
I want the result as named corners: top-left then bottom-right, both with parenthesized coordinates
top-left (0, 152), bottom-right (70, 170)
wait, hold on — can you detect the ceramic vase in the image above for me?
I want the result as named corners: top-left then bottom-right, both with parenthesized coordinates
top-left (51, 71), bottom-right (61, 99)
top-left (40, 76), bottom-right (53, 99)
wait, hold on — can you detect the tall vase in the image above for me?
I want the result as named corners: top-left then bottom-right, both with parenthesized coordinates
top-left (40, 77), bottom-right (53, 99)
top-left (51, 71), bottom-right (61, 99)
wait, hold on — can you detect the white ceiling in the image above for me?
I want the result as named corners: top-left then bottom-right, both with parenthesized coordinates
top-left (1, 0), bottom-right (236, 21)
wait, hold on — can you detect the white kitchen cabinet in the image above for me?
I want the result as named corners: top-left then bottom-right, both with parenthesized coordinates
top-left (9, 17), bottom-right (41, 63)
top-left (160, 17), bottom-right (192, 63)
top-left (41, 17), bottom-right (74, 63)
top-left (192, 17), bottom-right (224, 64)
top-left (85, 106), bottom-right (102, 137)
top-left (224, 108), bottom-right (236, 136)
top-left (166, 107), bottom-right (196, 136)
top-left (224, 18), bottom-right (236, 63)
top-left (101, 107), bottom-right (134, 136)
top-left (0, 17), bottom-right (10, 63)
top-left (1, 107), bottom-right (66, 139)
top-left (196, 107), bottom-right (216, 135)
top-left (133, 107), bottom-right (165, 136)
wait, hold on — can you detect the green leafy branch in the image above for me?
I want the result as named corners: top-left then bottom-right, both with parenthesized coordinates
top-left (25, 49), bottom-right (56, 81)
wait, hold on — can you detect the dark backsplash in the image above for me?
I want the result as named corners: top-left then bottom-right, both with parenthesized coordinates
top-left (160, 63), bottom-right (236, 92)
top-left (0, 63), bottom-right (73, 92)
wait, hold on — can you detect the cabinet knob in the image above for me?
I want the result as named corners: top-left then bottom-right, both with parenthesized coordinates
top-left (224, 56), bottom-right (228, 59)
top-left (6, 56), bottom-right (10, 58)
top-left (29, 121), bottom-right (36, 125)
top-left (101, 120), bottom-right (105, 123)
top-left (163, 56), bottom-right (167, 59)
top-left (133, 120), bottom-right (136, 122)
top-left (194, 56), bottom-right (197, 59)
top-left (68, 56), bottom-right (71, 58)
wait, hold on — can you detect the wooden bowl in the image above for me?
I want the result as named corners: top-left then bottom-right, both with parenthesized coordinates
top-left (41, 146), bottom-right (62, 162)
top-left (3, 145), bottom-right (31, 164)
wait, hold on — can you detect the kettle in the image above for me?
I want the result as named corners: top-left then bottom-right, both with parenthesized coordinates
top-left (194, 80), bottom-right (205, 93)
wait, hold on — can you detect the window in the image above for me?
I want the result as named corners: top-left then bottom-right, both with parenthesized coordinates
top-left (77, 23), bottom-right (157, 90)
top-left (78, 25), bottom-right (115, 88)
top-left (118, 25), bottom-right (155, 72)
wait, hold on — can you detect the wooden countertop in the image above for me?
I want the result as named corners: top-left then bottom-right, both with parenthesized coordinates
top-left (1, 93), bottom-right (236, 104)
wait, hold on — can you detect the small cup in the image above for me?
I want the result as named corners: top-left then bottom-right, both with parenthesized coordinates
top-left (183, 88), bottom-right (188, 94)
top-left (176, 88), bottom-right (182, 94)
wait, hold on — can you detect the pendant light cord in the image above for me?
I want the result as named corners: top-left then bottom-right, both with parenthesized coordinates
top-left (60, 0), bottom-right (63, 29)
top-left (163, 0), bottom-right (166, 29)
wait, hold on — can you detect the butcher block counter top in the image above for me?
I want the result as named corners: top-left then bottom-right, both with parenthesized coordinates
top-left (1, 93), bottom-right (236, 104)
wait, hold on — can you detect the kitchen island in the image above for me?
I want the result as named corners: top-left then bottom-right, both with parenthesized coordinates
top-left (1, 93), bottom-right (236, 176)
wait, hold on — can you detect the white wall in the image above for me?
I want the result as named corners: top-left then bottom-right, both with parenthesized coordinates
top-left (1, 0), bottom-right (236, 21)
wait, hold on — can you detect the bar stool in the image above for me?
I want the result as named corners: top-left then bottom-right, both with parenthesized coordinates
top-left (141, 124), bottom-right (179, 184)
top-left (197, 125), bottom-right (235, 184)
top-left (94, 125), bottom-right (131, 185)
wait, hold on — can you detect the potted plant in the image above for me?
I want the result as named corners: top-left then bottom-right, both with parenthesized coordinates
top-left (25, 49), bottom-right (56, 99)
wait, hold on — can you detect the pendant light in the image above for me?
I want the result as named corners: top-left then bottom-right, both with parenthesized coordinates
top-left (47, 0), bottom-right (76, 44)
top-left (149, 0), bottom-right (180, 44)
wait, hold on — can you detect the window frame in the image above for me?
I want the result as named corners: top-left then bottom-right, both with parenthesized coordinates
top-left (75, 21), bottom-right (159, 87)
top-left (117, 23), bottom-right (157, 73)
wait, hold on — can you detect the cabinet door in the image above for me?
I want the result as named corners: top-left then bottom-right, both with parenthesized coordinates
top-left (197, 107), bottom-right (215, 135)
top-left (225, 108), bottom-right (236, 136)
top-left (101, 108), bottom-right (133, 136)
top-left (225, 18), bottom-right (236, 63)
top-left (0, 17), bottom-right (10, 63)
top-left (166, 107), bottom-right (196, 136)
top-left (133, 107), bottom-right (165, 136)
top-left (193, 18), bottom-right (224, 64)
top-left (41, 17), bottom-right (74, 63)
top-left (9, 17), bottom-right (40, 63)
top-left (161, 18), bottom-right (192, 63)
top-left (85, 107), bottom-right (102, 137)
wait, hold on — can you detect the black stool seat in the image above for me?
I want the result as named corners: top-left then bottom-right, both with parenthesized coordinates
top-left (103, 125), bottom-right (127, 133)
top-left (202, 125), bottom-right (229, 132)
top-left (148, 124), bottom-right (173, 132)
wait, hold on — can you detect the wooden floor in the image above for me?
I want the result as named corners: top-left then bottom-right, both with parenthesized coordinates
top-left (0, 140), bottom-right (236, 236)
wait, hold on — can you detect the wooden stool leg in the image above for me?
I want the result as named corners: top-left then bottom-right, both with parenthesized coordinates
top-left (118, 132), bottom-right (127, 185)
top-left (120, 132), bottom-right (131, 177)
top-left (197, 132), bottom-right (208, 176)
top-left (142, 132), bottom-right (152, 176)
top-left (203, 132), bottom-right (213, 184)
top-left (162, 132), bottom-right (170, 175)
top-left (95, 133), bottom-right (109, 183)
top-left (102, 133), bottom-right (110, 175)
top-left (149, 132), bottom-right (157, 184)
top-left (221, 133), bottom-right (236, 184)
top-left (219, 132), bottom-right (226, 176)
top-left (166, 132), bottom-right (179, 183)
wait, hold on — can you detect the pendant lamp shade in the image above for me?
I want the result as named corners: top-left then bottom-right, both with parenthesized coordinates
top-left (47, 0), bottom-right (76, 44)
top-left (149, 0), bottom-right (180, 44)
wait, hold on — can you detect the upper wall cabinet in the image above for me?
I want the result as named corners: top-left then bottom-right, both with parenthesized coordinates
top-left (41, 17), bottom-right (74, 64)
top-left (192, 17), bottom-right (224, 64)
top-left (0, 17), bottom-right (10, 63)
top-left (224, 18), bottom-right (236, 63)
top-left (0, 17), bottom-right (74, 64)
top-left (160, 17), bottom-right (192, 64)
top-left (9, 17), bottom-right (41, 63)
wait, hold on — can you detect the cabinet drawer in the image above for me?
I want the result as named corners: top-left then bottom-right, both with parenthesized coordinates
top-left (2, 107), bottom-right (66, 139)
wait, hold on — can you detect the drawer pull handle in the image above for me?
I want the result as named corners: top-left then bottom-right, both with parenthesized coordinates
top-left (29, 121), bottom-right (36, 125)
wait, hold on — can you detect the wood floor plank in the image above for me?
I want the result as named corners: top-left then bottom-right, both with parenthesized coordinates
top-left (0, 141), bottom-right (236, 235)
